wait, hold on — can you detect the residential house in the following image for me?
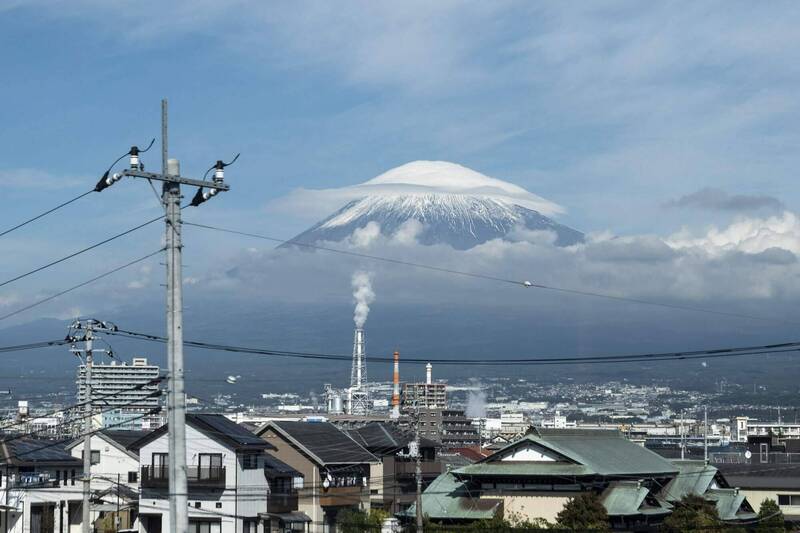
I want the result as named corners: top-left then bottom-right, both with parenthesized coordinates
top-left (346, 422), bottom-right (442, 514)
top-left (134, 414), bottom-right (274, 533)
top-left (408, 428), bottom-right (755, 530)
top-left (0, 437), bottom-right (84, 533)
top-left (256, 421), bottom-right (379, 532)
top-left (261, 454), bottom-right (309, 532)
top-left (65, 430), bottom-right (146, 532)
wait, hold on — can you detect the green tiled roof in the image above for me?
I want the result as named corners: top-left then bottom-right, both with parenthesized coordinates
top-left (601, 481), bottom-right (649, 516)
top-left (705, 488), bottom-right (757, 522)
top-left (454, 462), bottom-right (590, 477)
top-left (471, 429), bottom-right (678, 477)
top-left (403, 473), bottom-right (501, 521)
top-left (601, 481), bottom-right (671, 517)
top-left (660, 460), bottom-right (717, 502)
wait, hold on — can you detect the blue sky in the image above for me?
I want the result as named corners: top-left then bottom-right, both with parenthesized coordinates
top-left (2, 1), bottom-right (800, 334)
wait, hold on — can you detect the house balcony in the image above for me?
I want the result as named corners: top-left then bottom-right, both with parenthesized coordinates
top-left (141, 465), bottom-right (226, 489)
top-left (267, 493), bottom-right (299, 513)
top-left (317, 485), bottom-right (364, 507)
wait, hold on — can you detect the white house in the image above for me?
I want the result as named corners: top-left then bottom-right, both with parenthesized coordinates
top-left (0, 437), bottom-right (85, 533)
top-left (65, 430), bottom-right (145, 531)
top-left (136, 414), bottom-right (274, 533)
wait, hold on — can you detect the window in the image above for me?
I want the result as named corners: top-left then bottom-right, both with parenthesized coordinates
top-left (198, 454), bottom-right (223, 480)
top-left (55, 471), bottom-right (60, 484)
top-left (81, 450), bottom-right (101, 465)
top-left (778, 494), bottom-right (800, 506)
top-left (152, 453), bottom-right (169, 479)
top-left (241, 453), bottom-right (259, 470)
top-left (127, 471), bottom-right (138, 483)
top-left (70, 470), bottom-right (75, 486)
top-left (189, 520), bottom-right (220, 533)
top-left (243, 520), bottom-right (258, 533)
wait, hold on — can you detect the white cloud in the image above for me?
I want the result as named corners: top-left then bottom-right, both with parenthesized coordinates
top-left (667, 212), bottom-right (800, 256)
top-left (269, 161), bottom-right (564, 221)
top-left (349, 221), bottom-right (381, 248)
top-left (0, 168), bottom-right (83, 190)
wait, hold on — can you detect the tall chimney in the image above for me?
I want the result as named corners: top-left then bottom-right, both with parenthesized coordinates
top-left (391, 351), bottom-right (400, 419)
top-left (426, 363), bottom-right (432, 385)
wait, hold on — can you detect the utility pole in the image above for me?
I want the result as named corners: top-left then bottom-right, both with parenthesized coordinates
top-left (414, 403), bottom-right (423, 533)
top-left (680, 410), bottom-right (685, 460)
top-left (68, 319), bottom-right (110, 533)
top-left (704, 406), bottom-right (708, 463)
top-left (81, 321), bottom-right (93, 533)
top-left (101, 99), bottom-right (232, 533)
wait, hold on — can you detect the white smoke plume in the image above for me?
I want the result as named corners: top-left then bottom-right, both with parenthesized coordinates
top-left (351, 270), bottom-right (375, 328)
top-left (466, 390), bottom-right (487, 419)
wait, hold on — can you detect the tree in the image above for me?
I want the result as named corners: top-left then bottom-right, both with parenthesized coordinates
top-left (338, 508), bottom-right (389, 533)
top-left (661, 494), bottom-right (723, 533)
top-left (756, 498), bottom-right (785, 533)
top-left (556, 492), bottom-right (611, 531)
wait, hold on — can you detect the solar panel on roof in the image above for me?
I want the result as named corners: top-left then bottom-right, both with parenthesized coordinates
top-left (190, 414), bottom-right (268, 446)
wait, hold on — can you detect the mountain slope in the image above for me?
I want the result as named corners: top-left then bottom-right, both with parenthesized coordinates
top-left (284, 161), bottom-right (583, 249)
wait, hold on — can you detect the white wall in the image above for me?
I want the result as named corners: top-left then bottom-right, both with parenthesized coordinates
top-left (139, 424), bottom-right (268, 533)
top-left (70, 434), bottom-right (140, 490)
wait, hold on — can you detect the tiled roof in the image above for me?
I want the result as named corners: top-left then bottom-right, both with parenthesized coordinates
top-left (659, 460), bottom-right (718, 502)
top-left (264, 421), bottom-right (378, 465)
top-left (0, 438), bottom-right (81, 466)
top-left (477, 428), bottom-right (678, 477)
top-left (403, 472), bottom-right (501, 520)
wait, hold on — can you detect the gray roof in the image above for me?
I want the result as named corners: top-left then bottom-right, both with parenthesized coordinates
top-left (346, 422), bottom-right (438, 456)
top-left (716, 462), bottom-right (800, 489)
top-left (601, 481), bottom-right (670, 517)
top-left (0, 438), bottom-right (82, 466)
top-left (101, 430), bottom-right (149, 451)
top-left (130, 414), bottom-right (275, 452)
top-left (460, 428), bottom-right (677, 478)
top-left (261, 421), bottom-right (378, 465)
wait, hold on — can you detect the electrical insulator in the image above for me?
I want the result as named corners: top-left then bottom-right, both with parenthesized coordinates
top-left (189, 187), bottom-right (219, 207)
top-left (213, 160), bottom-right (225, 184)
top-left (129, 146), bottom-right (140, 169)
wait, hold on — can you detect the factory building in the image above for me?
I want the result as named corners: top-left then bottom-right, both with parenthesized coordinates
top-left (402, 363), bottom-right (447, 412)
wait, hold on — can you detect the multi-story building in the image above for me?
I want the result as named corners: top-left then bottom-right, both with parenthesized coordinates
top-left (410, 429), bottom-right (757, 529)
top-left (734, 416), bottom-right (800, 442)
top-left (136, 414), bottom-right (273, 533)
top-left (346, 422), bottom-right (443, 514)
top-left (401, 363), bottom-right (446, 412)
top-left (416, 409), bottom-right (481, 448)
top-left (0, 437), bottom-right (85, 533)
top-left (256, 420), bottom-right (379, 532)
top-left (76, 357), bottom-right (163, 431)
top-left (66, 429), bottom-right (146, 531)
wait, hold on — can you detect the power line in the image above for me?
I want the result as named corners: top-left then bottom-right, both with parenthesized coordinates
top-left (0, 339), bottom-right (71, 353)
top-left (0, 214), bottom-right (164, 290)
top-left (183, 221), bottom-right (800, 326)
top-left (0, 248), bottom-right (165, 323)
top-left (107, 328), bottom-right (800, 367)
top-left (0, 189), bottom-right (94, 239)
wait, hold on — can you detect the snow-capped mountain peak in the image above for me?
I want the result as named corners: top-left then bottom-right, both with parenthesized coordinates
top-left (284, 161), bottom-right (583, 250)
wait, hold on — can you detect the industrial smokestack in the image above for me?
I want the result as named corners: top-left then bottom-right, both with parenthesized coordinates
top-left (352, 328), bottom-right (366, 389)
top-left (426, 363), bottom-right (432, 385)
top-left (391, 351), bottom-right (400, 419)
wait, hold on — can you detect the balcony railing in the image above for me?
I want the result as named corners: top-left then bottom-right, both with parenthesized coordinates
top-left (141, 465), bottom-right (226, 488)
top-left (7, 475), bottom-right (61, 489)
top-left (267, 493), bottom-right (298, 513)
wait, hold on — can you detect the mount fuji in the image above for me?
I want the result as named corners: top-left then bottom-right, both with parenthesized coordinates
top-left (284, 161), bottom-right (583, 250)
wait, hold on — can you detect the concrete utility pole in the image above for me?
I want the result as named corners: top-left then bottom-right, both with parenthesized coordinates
top-left (110, 99), bottom-right (231, 533)
top-left (82, 321), bottom-right (93, 533)
top-left (69, 319), bottom-right (110, 533)
top-left (414, 403), bottom-right (423, 533)
top-left (704, 406), bottom-right (708, 463)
